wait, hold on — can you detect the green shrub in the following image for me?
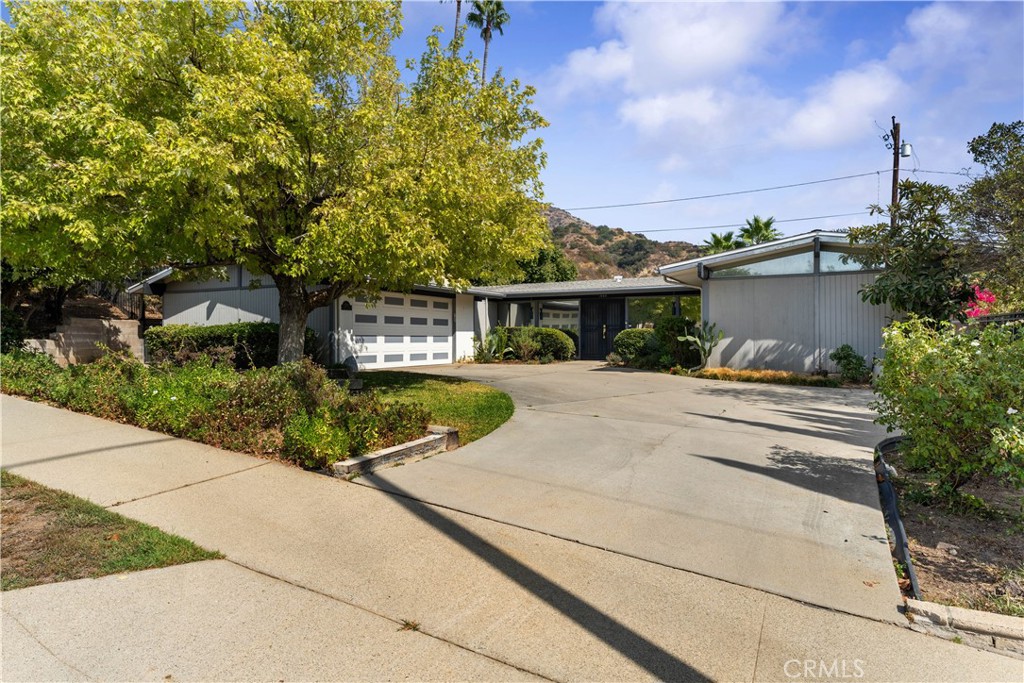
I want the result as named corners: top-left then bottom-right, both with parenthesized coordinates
top-left (342, 391), bottom-right (431, 456)
top-left (282, 410), bottom-right (351, 469)
top-left (653, 316), bottom-right (700, 368)
top-left (613, 328), bottom-right (655, 363)
top-left (829, 344), bottom-right (871, 383)
top-left (1, 350), bottom-right (62, 398)
top-left (505, 327), bottom-right (575, 361)
top-left (874, 317), bottom-right (1024, 492)
top-left (145, 322), bottom-right (318, 369)
top-left (563, 329), bottom-right (579, 356)
top-left (473, 327), bottom-right (512, 363)
top-left (0, 351), bottom-right (430, 467)
top-left (1, 306), bottom-right (27, 354)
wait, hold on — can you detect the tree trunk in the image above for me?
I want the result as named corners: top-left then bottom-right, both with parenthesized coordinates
top-left (273, 274), bottom-right (312, 364)
top-left (454, 0), bottom-right (461, 37)
top-left (482, 38), bottom-right (489, 83)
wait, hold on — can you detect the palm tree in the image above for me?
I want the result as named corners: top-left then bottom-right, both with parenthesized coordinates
top-left (466, 0), bottom-right (510, 83)
top-left (703, 231), bottom-right (745, 255)
top-left (453, 0), bottom-right (462, 38)
top-left (740, 215), bottom-right (781, 245)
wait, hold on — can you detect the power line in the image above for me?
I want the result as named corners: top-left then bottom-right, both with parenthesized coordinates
top-left (625, 211), bottom-right (871, 236)
top-left (564, 170), bottom-right (888, 211)
top-left (563, 167), bottom-right (972, 212)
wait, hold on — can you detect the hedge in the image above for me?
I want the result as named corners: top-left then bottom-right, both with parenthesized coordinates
top-left (0, 351), bottom-right (429, 470)
top-left (504, 327), bottom-right (576, 361)
top-left (613, 328), bottom-right (654, 363)
top-left (145, 322), bottom-right (318, 369)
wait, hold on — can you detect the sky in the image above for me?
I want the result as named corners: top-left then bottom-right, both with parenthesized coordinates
top-left (397, 1), bottom-right (1024, 245)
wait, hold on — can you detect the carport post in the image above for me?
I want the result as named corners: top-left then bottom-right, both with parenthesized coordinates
top-left (533, 300), bottom-right (541, 327)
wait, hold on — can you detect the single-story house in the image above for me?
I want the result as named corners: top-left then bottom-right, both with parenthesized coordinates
top-left (128, 269), bottom-right (696, 368)
top-left (657, 230), bottom-right (894, 373)
top-left (129, 230), bottom-right (891, 373)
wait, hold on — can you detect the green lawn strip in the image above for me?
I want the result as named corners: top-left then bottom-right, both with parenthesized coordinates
top-left (359, 371), bottom-right (514, 444)
top-left (1, 469), bottom-right (222, 591)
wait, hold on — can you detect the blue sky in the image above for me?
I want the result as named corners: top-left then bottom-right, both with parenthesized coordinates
top-left (399, 1), bottom-right (1024, 245)
top-left (3, 1), bottom-right (1020, 247)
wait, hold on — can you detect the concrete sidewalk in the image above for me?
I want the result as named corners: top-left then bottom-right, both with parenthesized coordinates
top-left (2, 395), bottom-right (1021, 682)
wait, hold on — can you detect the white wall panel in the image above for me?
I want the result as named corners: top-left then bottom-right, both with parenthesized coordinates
top-left (455, 293), bottom-right (475, 362)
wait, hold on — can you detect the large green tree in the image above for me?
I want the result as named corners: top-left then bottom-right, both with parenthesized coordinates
top-left (956, 121), bottom-right (1024, 310)
top-left (466, 0), bottom-right (509, 83)
top-left (848, 180), bottom-right (973, 321)
top-left (2, 1), bottom-right (548, 362)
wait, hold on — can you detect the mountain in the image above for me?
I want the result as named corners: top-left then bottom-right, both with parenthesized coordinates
top-left (543, 206), bottom-right (700, 280)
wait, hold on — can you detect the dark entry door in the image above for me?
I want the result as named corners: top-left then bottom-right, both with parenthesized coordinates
top-left (579, 298), bottom-right (626, 360)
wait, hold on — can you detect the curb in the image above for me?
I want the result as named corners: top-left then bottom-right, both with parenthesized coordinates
top-left (331, 425), bottom-right (459, 476)
top-left (906, 598), bottom-right (1024, 658)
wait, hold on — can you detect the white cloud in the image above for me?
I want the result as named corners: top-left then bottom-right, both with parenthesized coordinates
top-left (774, 63), bottom-right (905, 149)
top-left (551, 2), bottom-right (804, 100)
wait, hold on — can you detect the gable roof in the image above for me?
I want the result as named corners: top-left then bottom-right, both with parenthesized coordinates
top-left (657, 230), bottom-right (863, 286)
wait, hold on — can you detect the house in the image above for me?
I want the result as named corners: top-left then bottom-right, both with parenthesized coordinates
top-left (657, 231), bottom-right (894, 373)
top-left (130, 230), bottom-right (891, 373)
top-left (128, 269), bottom-right (696, 368)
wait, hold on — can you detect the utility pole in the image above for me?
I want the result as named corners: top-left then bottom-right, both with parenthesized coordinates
top-left (890, 115), bottom-right (901, 229)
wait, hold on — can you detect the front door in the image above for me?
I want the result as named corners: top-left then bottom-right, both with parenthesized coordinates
top-left (579, 298), bottom-right (626, 360)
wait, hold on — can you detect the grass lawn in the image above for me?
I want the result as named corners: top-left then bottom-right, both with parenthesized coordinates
top-left (359, 371), bottom-right (514, 444)
top-left (1, 470), bottom-right (221, 591)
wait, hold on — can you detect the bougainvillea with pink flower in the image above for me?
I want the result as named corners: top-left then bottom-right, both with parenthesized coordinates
top-left (965, 285), bottom-right (997, 318)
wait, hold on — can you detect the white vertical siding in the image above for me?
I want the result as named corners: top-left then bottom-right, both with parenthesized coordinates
top-left (817, 272), bottom-right (894, 372)
top-left (708, 276), bottom-right (817, 372)
top-left (706, 271), bottom-right (892, 373)
top-left (454, 293), bottom-right (475, 362)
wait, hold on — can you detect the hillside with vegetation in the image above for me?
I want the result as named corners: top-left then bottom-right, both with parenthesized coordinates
top-left (543, 207), bottom-right (700, 280)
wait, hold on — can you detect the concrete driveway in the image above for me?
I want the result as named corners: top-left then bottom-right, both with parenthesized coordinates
top-left (359, 361), bottom-right (903, 622)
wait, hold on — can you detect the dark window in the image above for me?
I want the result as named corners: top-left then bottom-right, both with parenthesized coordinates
top-left (410, 353), bottom-right (427, 361)
top-left (411, 299), bottom-right (428, 308)
top-left (384, 296), bottom-right (404, 306)
top-left (355, 335), bottom-right (376, 344)
top-left (433, 301), bottom-right (449, 310)
top-left (433, 352), bottom-right (449, 360)
top-left (360, 355), bottom-right (377, 363)
top-left (434, 335), bottom-right (448, 343)
top-left (384, 316), bottom-right (403, 325)
top-left (355, 314), bottom-right (376, 324)
top-left (385, 336), bottom-right (403, 343)
top-left (411, 336), bottom-right (427, 343)
top-left (384, 354), bottom-right (403, 363)
top-left (433, 318), bottom-right (448, 327)
top-left (411, 317), bottom-right (428, 326)
top-left (355, 296), bottom-right (368, 303)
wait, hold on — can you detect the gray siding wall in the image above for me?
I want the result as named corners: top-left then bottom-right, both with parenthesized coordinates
top-left (707, 272), bottom-right (892, 373)
top-left (162, 266), bottom-right (331, 361)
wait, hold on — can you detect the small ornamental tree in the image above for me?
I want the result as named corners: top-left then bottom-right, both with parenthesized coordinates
top-left (2, 2), bottom-right (548, 363)
top-left (848, 180), bottom-right (973, 322)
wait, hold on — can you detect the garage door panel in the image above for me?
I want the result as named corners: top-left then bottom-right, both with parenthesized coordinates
top-left (349, 293), bottom-right (454, 370)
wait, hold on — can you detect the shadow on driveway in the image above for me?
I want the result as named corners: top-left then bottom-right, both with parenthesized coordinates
top-left (369, 476), bottom-right (712, 682)
top-left (695, 445), bottom-right (880, 510)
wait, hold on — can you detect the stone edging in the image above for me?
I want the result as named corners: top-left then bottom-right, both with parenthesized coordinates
top-left (331, 425), bottom-right (458, 476)
top-left (906, 598), bottom-right (1024, 658)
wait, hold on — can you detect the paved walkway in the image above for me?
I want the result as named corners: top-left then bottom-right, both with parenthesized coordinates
top-left (2, 393), bottom-right (1021, 682)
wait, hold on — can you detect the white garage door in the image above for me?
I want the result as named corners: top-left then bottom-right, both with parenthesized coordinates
top-left (349, 293), bottom-right (454, 370)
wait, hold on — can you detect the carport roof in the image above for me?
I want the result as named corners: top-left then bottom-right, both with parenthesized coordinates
top-left (469, 276), bottom-right (698, 300)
